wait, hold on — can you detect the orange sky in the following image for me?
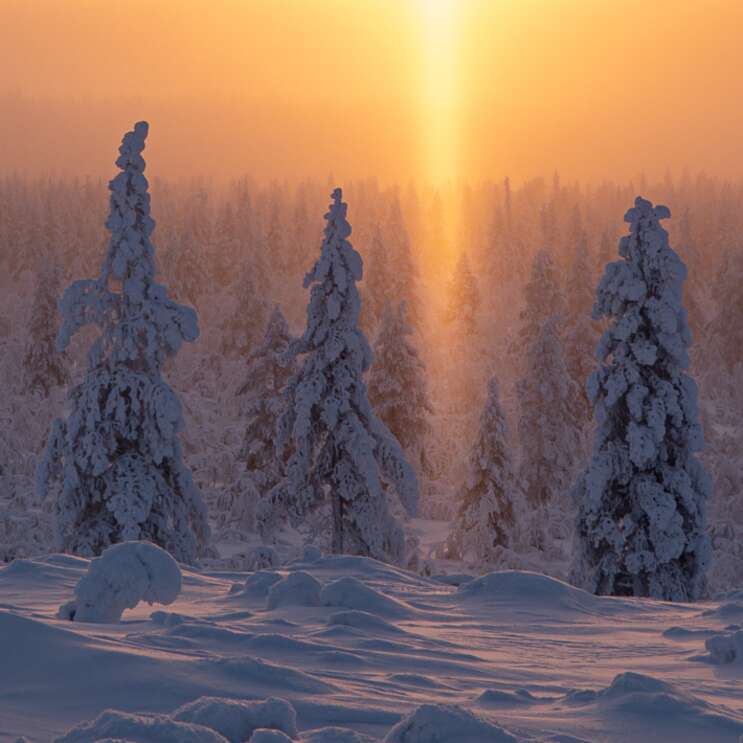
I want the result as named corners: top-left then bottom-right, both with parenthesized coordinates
top-left (2, 0), bottom-right (743, 185)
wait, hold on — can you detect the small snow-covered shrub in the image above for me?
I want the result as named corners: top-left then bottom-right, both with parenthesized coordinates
top-left (249, 545), bottom-right (280, 570)
top-left (266, 571), bottom-right (321, 609)
top-left (60, 541), bottom-right (181, 623)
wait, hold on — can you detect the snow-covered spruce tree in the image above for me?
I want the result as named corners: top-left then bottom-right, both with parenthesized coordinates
top-left (360, 224), bottom-right (393, 335)
top-left (707, 247), bottom-right (743, 372)
top-left (37, 122), bottom-right (210, 563)
top-left (519, 249), bottom-right (563, 348)
top-left (448, 376), bottom-right (519, 561)
top-left (368, 301), bottom-right (433, 478)
top-left (572, 197), bottom-right (710, 601)
top-left (260, 189), bottom-right (418, 562)
top-left (386, 194), bottom-right (422, 331)
top-left (444, 251), bottom-right (480, 336)
top-left (23, 258), bottom-right (70, 396)
top-left (221, 256), bottom-right (269, 358)
top-left (676, 208), bottom-right (706, 339)
top-left (163, 226), bottom-right (202, 307)
top-left (517, 315), bottom-right (582, 511)
top-left (564, 234), bottom-right (599, 425)
top-left (218, 306), bottom-right (296, 532)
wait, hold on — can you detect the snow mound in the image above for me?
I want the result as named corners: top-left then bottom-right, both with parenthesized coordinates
top-left (302, 545), bottom-right (322, 562)
top-left (320, 577), bottom-right (412, 617)
top-left (172, 696), bottom-right (297, 741)
top-left (0, 555), bottom-right (86, 587)
top-left (249, 731), bottom-right (293, 743)
top-left (701, 630), bottom-right (743, 664)
top-left (60, 541), bottom-right (181, 623)
top-left (383, 703), bottom-right (522, 742)
top-left (203, 656), bottom-right (336, 694)
top-left (313, 555), bottom-right (432, 588)
top-left (327, 610), bottom-right (404, 634)
top-left (567, 672), bottom-right (743, 739)
top-left (600, 671), bottom-right (673, 699)
top-left (303, 728), bottom-right (369, 743)
top-left (431, 573), bottom-right (474, 587)
top-left (457, 571), bottom-right (602, 614)
top-left (238, 570), bottom-right (282, 598)
top-left (477, 688), bottom-right (541, 706)
top-left (267, 571), bottom-right (321, 609)
top-left (662, 625), bottom-right (718, 639)
top-left (389, 674), bottom-right (453, 690)
top-left (55, 709), bottom-right (228, 743)
top-left (701, 602), bottom-right (743, 619)
top-left (0, 610), bottom-right (89, 660)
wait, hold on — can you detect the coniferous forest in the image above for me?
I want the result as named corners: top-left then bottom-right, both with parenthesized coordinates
top-left (4, 113), bottom-right (743, 743)
top-left (2, 122), bottom-right (740, 600)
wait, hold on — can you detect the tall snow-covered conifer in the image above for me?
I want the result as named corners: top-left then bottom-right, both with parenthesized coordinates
top-left (361, 224), bottom-right (394, 335)
top-left (23, 258), bottom-right (69, 396)
top-left (564, 235), bottom-right (599, 424)
top-left (448, 376), bottom-right (519, 561)
top-left (368, 301), bottom-right (433, 478)
top-left (572, 197), bottom-right (710, 601)
top-left (37, 122), bottom-right (210, 563)
top-left (386, 194), bottom-right (422, 331)
top-left (517, 315), bottom-right (582, 509)
top-left (261, 189), bottom-right (418, 562)
top-left (221, 257), bottom-right (269, 358)
top-left (519, 249), bottom-right (563, 347)
top-left (444, 251), bottom-right (480, 336)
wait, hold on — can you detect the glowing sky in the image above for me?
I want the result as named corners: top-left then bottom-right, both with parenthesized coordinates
top-left (2, 0), bottom-right (743, 184)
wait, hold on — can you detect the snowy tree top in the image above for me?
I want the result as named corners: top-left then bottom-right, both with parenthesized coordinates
top-left (56, 121), bottom-right (199, 371)
top-left (595, 195), bottom-right (690, 370)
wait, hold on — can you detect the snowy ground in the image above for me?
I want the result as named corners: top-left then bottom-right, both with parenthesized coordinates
top-left (2, 542), bottom-right (743, 743)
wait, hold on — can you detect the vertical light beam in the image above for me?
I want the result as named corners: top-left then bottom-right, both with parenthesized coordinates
top-left (419, 0), bottom-right (460, 187)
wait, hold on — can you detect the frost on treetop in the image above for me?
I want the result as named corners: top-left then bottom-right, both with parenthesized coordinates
top-left (624, 196), bottom-right (671, 226)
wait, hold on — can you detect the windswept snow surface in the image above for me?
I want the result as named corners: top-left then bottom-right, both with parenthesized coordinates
top-left (0, 553), bottom-right (742, 742)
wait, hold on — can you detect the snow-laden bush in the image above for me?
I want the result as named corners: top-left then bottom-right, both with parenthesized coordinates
top-left (248, 545), bottom-right (280, 570)
top-left (59, 541), bottom-right (181, 623)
